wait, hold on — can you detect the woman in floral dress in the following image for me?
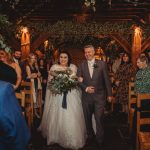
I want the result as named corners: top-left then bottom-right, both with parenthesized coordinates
top-left (114, 53), bottom-right (136, 113)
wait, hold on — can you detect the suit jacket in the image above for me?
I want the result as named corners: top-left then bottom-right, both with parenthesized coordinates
top-left (77, 59), bottom-right (112, 105)
top-left (0, 80), bottom-right (30, 150)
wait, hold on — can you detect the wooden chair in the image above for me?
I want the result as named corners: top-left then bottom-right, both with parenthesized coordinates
top-left (21, 81), bottom-right (34, 129)
top-left (21, 81), bottom-right (43, 119)
top-left (15, 91), bottom-right (25, 115)
top-left (128, 82), bottom-right (137, 134)
top-left (136, 93), bottom-right (150, 150)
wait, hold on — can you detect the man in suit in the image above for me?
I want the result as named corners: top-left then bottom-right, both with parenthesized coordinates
top-left (77, 45), bottom-right (112, 148)
top-left (12, 50), bottom-right (22, 65)
top-left (0, 80), bottom-right (30, 150)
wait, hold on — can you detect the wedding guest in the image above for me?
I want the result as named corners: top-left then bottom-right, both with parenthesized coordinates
top-left (26, 53), bottom-right (42, 118)
top-left (38, 58), bottom-right (48, 101)
top-left (0, 80), bottom-right (30, 150)
top-left (112, 53), bottom-right (123, 73)
top-left (145, 49), bottom-right (150, 65)
top-left (39, 51), bottom-right (86, 149)
top-left (114, 53), bottom-right (136, 113)
top-left (135, 55), bottom-right (150, 93)
top-left (12, 50), bottom-right (22, 65)
top-left (132, 55), bottom-right (150, 149)
top-left (0, 50), bottom-right (22, 91)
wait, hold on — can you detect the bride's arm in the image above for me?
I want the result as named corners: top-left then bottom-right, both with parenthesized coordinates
top-left (70, 64), bottom-right (77, 76)
top-left (48, 65), bottom-right (57, 81)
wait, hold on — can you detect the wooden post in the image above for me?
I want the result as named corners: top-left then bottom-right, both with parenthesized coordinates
top-left (131, 26), bottom-right (142, 66)
top-left (21, 27), bottom-right (30, 59)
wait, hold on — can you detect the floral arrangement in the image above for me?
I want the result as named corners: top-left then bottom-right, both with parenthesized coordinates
top-left (93, 62), bottom-right (98, 69)
top-left (48, 68), bottom-right (78, 95)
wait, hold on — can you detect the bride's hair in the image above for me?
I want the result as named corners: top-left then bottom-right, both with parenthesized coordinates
top-left (58, 51), bottom-right (72, 66)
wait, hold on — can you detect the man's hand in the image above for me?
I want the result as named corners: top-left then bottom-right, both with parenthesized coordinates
top-left (107, 96), bottom-right (113, 103)
top-left (86, 86), bottom-right (95, 94)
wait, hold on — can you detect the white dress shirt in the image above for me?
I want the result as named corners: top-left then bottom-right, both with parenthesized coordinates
top-left (88, 59), bottom-right (95, 78)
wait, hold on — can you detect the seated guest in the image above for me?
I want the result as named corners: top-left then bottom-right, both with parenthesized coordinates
top-left (131, 56), bottom-right (150, 149)
top-left (135, 55), bottom-right (150, 93)
top-left (0, 50), bottom-right (21, 90)
top-left (135, 55), bottom-right (150, 109)
top-left (0, 80), bottom-right (30, 150)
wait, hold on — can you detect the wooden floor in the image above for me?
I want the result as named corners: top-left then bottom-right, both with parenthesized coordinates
top-left (30, 111), bottom-right (133, 150)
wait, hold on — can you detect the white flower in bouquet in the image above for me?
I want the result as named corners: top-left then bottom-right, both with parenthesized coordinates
top-left (48, 68), bottom-right (78, 95)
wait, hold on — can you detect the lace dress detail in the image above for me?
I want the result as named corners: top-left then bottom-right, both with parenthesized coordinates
top-left (39, 64), bottom-right (86, 149)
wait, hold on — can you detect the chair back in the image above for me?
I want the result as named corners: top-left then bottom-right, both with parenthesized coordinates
top-left (21, 81), bottom-right (34, 128)
top-left (128, 82), bottom-right (136, 111)
top-left (136, 93), bottom-right (150, 150)
top-left (137, 93), bottom-right (150, 133)
top-left (15, 91), bottom-right (25, 108)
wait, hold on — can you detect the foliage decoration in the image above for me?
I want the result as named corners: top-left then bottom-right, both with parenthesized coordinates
top-left (14, 20), bottom-right (150, 53)
top-left (0, 14), bottom-right (12, 31)
top-left (0, 35), bottom-right (12, 52)
top-left (16, 21), bottom-right (135, 42)
top-left (0, 14), bottom-right (12, 52)
top-left (2, 0), bottom-right (20, 9)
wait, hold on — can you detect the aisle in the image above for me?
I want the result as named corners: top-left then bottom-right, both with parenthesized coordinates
top-left (30, 112), bottom-right (133, 150)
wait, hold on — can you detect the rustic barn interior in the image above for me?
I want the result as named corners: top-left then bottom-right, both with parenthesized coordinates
top-left (0, 0), bottom-right (150, 150)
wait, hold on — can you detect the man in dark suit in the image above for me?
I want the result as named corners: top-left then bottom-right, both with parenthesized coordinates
top-left (77, 45), bottom-right (112, 148)
top-left (0, 80), bottom-right (30, 150)
top-left (12, 50), bottom-right (22, 65)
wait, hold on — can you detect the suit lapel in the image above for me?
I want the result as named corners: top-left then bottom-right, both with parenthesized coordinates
top-left (85, 61), bottom-right (92, 79)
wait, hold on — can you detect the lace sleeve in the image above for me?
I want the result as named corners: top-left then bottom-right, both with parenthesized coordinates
top-left (48, 64), bottom-right (57, 81)
top-left (70, 64), bottom-right (77, 76)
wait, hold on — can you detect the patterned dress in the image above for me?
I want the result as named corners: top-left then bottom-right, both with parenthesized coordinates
top-left (135, 66), bottom-right (150, 93)
top-left (115, 63), bottom-right (136, 105)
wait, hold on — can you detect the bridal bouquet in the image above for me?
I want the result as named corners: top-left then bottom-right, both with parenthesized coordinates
top-left (48, 68), bottom-right (78, 95)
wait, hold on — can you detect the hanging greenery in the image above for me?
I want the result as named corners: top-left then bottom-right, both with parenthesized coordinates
top-left (15, 20), bottom-right (150, 44)
top-left (15, 21), bottom-right (133, 41)
top-left (0, 14), bottom-right (12, 30)
top-left (0, 14), bottom-right (12, 52)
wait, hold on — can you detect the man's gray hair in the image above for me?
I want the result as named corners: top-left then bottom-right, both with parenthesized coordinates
top-left (84, 45), bottom-right (95, 50)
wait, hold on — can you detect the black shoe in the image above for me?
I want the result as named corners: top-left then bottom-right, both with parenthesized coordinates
top-left (86, 136), bottom-right (95, 146)
top-left (95, 141), bottom-right (104, 150)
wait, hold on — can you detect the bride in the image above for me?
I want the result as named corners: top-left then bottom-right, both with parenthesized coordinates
top-left (39, 51), bottom-right (86, 149)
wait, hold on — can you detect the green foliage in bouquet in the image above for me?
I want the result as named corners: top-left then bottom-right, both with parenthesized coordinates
top-left (48, 68), bottom-right (78, 95)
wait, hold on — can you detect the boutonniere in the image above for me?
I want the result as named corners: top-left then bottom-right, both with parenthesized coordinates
top-left (93, 62), bottom-right (98, 69)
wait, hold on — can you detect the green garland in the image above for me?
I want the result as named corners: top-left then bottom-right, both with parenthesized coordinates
top-left (16, 21), bottom-right (133, 40)
top-left (0, 14), bottom-right (12, 52)
top-left (15, 21), bottom-right (150, 44)
top-left (0, 14), bottom-right (12, 32)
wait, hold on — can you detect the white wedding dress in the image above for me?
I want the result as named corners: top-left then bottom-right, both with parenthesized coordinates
top-left (39, 64), bottom-right (86, 150)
